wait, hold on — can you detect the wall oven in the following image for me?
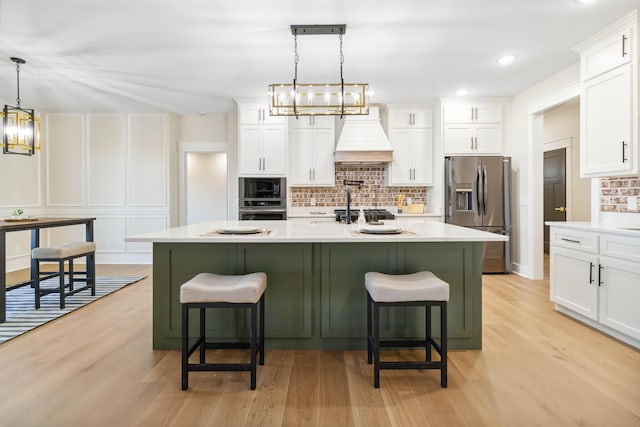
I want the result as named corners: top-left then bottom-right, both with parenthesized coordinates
top-left (238, 177), bottom-right (287, 220)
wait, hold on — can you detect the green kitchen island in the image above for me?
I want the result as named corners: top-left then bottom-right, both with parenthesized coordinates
top-left (126, 219), bottom-right (508, 350)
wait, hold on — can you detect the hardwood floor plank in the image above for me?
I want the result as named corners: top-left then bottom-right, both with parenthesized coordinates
top-left (0, 264), bottom-right (639, 427)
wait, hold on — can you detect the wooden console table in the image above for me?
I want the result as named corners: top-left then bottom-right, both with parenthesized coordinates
top-left (0, 217), bottom-right (95, 323)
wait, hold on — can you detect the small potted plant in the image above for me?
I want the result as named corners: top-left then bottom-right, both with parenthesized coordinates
top-left (12, 208), bottom-right (24, 219)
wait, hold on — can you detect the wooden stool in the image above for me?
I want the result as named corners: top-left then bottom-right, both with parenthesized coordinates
top-left (365, 271), bottom-right (449, 388)
top-left (180, 272), bottom-right (266, 391)
top-left (32, 241), bottom-right (96, 309)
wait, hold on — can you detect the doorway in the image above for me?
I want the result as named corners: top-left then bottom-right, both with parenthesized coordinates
top-left (186, 152), bottom-right (228, 224)
top-left (544, 148), bottom-right (567, 253)
top-left (178, 142), bottom-right (230, 226)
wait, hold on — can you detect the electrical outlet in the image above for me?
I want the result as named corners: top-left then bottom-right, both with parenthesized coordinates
top-left (407, 197), bottom-right (413, 205)
top-left (310, 197), bottom-right (316, 207)
top-left (628, 196), bottom-right (638, 211)
top-left (14, 245), bottom-right (21, 255)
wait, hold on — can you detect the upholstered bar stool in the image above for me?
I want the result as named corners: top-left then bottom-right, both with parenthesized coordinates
top-left (180, 272), bottom-right (266, 391)
top-left (32, 241), bottom-right (96, 309)
top-left (365, 271), bottom-right (449, 388)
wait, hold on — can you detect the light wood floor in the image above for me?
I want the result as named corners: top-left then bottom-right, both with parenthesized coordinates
top-left (0, 264), bottom-right (639, 426)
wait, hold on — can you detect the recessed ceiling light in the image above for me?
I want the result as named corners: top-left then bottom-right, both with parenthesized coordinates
top-left (456, 89), bottom-right (470, 96)
top-left (497, 54), bottom-right (517, 65)
top-left (575, 0), bottom-right (595, 4)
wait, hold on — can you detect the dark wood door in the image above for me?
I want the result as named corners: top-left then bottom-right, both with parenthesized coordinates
top-left (544, 148), bottom-right (567, 253)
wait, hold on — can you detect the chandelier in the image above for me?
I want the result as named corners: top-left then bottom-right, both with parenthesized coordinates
top-left (2, 57), bottom-right (40, 156)
top-left (268, 24), bottom-right (369, 118)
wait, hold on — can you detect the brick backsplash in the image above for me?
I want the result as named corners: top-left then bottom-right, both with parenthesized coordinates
top-left (289, 166), bottom-right (428, 207)
top-left (600, 177), bottom-right (640, 212)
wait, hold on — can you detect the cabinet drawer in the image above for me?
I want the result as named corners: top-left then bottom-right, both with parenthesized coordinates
top-left (550, 228), bottom-right (598, 253)
top-left (600, 233), bottom-right (640, 263)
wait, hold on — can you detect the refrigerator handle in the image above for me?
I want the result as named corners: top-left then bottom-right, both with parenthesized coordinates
top-left (475, 166), bottom-right (482, 215)
top-left (482, 164), bottom-right (488, 215)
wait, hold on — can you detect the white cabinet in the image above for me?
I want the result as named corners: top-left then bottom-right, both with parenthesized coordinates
top-left (384, 106), bottom-right (433, 186)
top-left (442, 103), bottom-right (503, 155)
top-left (289, 116), bottom-right (335, 186)
top-left (549, 225), bottom-right (640, 348)
top-left (575, 11), bottom-right (639, 177)
top-left (237, 102), bottom-right (287, 176)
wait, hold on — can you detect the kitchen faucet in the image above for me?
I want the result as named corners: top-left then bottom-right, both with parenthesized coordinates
top-left (343, 180), bottom-right (364, 224)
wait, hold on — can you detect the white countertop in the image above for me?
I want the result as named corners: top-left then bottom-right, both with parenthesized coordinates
top-left (545, 221), bottom-right (640, 237)
top-left (287, 206), bottom-right (442, 219)
top-left (126, 219), bottom-right (508, 243)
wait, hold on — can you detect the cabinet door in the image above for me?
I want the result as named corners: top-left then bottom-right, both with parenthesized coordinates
top-left (550, 247), bottom-right (598, 320)
top-left (289, 116), bottom-right (314, 129)
top-left (582, 27), bottom-right (633, 80)
top-left (443, 125), bottom-right (475, 154)
top-left (411, 128), bottom-right (433, 185)
top-left (311, 128), bottom-right (335, 185)
top-left (388, 128), bottom-right (413, 185)
top-left (581, 65), bottom-right (633, 177)
top-left (412, 109), bottom-right (432, 127)
top-left (475, 125), bottom-right (503, 154)
top-left (238, 126), bottom-right (263, 175)
top-left (389, 109), bottom-right (413, 127)
top-left (262, 126), bottom-right (287, 174)
top-left (239, 105), bottom-right (264, 125)
top-left (599, 256), bottom-right (640, 340)
top-left (443, 105), bottom-right (476, 123)
top-left (290, 129), bottom-right (314, 185)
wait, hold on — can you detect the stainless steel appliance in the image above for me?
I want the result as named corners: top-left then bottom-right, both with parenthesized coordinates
top-left (238, 177), bottom-right (287, 220)
top-left (445, 156), bottom-right (512, 273)
top-left (334, 209), bottom-right (395, 223)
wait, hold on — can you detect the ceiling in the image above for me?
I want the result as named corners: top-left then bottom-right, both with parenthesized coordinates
top-left (0, 0), bottom-right (639, 115)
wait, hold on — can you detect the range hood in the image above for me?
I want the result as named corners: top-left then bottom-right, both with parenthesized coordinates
top-left (334, 106), bottom-right (393, 164)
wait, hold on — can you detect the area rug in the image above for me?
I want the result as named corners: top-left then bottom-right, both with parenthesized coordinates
top-left (0, 276), bottom-right (145, 344)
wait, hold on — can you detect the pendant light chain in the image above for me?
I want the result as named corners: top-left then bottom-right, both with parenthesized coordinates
top-left (293, 33), bottom-right (299, 118)
top-left (339, 33), bottom-right (344, 118)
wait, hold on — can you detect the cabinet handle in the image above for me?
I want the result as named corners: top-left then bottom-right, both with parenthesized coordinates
top-left (474, 137), bottom-right (478, 150)
top-left (589, 262), bottom-right (594, 284)
top-left (598, 264), bottom-right (603, 287)
top-left (470, 108), bottom-right (474, 121)
top-left (561, 238), bottom-right (581, 244)
top-left (262, 158), bottom-right (266, 170)
top-left (470, 137), bottom-right (474, 150)
top-left (622, 34), bottom-right (628, 57)
top-left (309, 169), bottom-right (312, 181)
top-left (475, 107), bottom-right (478, 121)
top-left (313, 169), bottom-right (316, 180)
top-left (622, 141), bottom-right (628, 162)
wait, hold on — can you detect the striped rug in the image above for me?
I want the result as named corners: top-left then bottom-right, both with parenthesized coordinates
top-left (0, 276), bottom-right (145, 344)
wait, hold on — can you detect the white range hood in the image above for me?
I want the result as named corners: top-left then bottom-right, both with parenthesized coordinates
top-left (334, 106), bottom-right (393, 164)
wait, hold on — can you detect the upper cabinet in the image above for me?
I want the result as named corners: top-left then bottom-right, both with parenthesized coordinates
top-left (574, 10), bottom-right (639, 178)
top-left (237, 102), bottom-right (287, 176)
top-left (383, 106), bottom-right (433, 186)
top-left (289, 116), bottom-right (335, 186)
top-left (442, 103), bottom-right (503, 155)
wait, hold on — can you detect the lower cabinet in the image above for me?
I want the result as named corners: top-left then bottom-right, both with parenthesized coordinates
top-left (549, 226), bottom-right (640, 347)
top-left (320, 242), bottom-right (480, 347)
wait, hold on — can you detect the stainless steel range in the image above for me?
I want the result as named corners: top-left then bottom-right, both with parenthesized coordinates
top-left (239, 177), bottom-right (287, 220)
top-left (334, 209), bottom-right (395, 224)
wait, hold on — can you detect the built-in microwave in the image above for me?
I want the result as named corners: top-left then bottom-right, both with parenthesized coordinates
top-left (239, 177), bottom-right (286, 200)
top-left (238, 177), bottom-right (287, 220)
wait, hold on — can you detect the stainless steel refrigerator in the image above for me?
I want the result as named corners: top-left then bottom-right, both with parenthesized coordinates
top-left (445, 156), bottom-right (512, 273)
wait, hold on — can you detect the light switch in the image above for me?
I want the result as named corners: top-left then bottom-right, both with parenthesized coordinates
top-left (628, 196), bottom-right (638, 211)
top-left (310, 197), bottom-right (316, 207)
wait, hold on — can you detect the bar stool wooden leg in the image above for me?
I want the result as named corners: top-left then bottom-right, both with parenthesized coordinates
top-left (441, 302), bottom-right (448, 388)
top-left (426, 305), bottom-right (432, 362)
top-left (250, 302), bottom-right (258, 390)
top-left (373, 300), bottom-right (381, 388)
top-left (259, 294), bottom-right (265, 366)
top-left (181, 303), bottom-right (189, 391)
top-left (367, 292), bottom-right (373, 364)
top-left (59, 260), bottom-right (65, 309)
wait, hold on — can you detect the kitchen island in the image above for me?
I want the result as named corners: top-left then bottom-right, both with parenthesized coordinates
top-left (127, 219), bottom-right (508, 350)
